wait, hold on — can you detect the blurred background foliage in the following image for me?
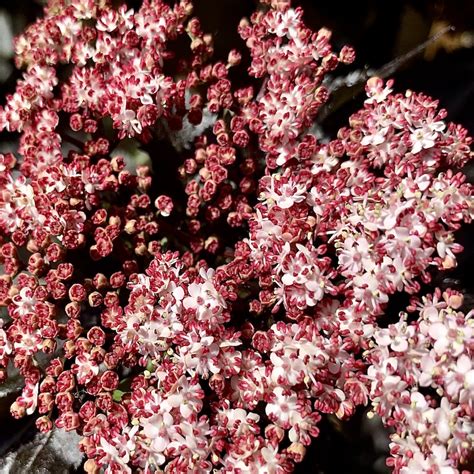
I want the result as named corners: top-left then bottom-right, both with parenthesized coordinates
top-left (0, 1), bottom-right (472, 473)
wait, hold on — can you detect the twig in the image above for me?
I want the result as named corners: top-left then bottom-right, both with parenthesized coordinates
top-left (373, 25), bottom-right (455, 79)
top-left (318, 25), bottom-right (455, 123)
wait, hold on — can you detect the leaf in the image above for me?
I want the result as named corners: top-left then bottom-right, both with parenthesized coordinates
top-left (0, 428), bottom-right (84, 474)
top-left (112, 389), bottom-right (125, 402)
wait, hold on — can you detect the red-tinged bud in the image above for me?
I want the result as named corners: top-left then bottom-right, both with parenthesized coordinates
top-left (286, 442), bottom-right (306, 463)
top-left (100, 371), bottom-right (119, 391)
top-left (10, 401), bottom-right (26, 419)
top-left (38, 392), bottom-right (54, 414)
top-left (36, 415), bottom-right (53, 433)
top-left (56, 411), bottom-right (80, 431)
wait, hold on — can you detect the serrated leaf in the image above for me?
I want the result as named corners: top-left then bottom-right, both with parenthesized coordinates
top-left (0, 428), bottom-right (84, 474)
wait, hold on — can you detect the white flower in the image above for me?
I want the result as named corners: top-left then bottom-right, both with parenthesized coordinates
top-left (444, 354), bottom-right (474, 401)
top-left (265, 387), bottom-right (300, 427)
top-left (270, 351), bottom-right (305, 386)
top-left (183, 271), bottom-right (226, 323)
top-left (142, 411), bottom-right (174, 457)
top-left (73, 352), bottom-right (99, 384)
top-left (410, 121), bottom-right (445, 154)
top-left (361, 126), bottom-right (389, 146)
top-left (338, 236), bottom-right (373, 275)
top-left (274, 9), bottom-right (301, 39)
top-left (264, 175), bottom-right (307, 209)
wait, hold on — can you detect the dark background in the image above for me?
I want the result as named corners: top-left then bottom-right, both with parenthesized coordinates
top-left (0, 1), bottom-right (473, 472)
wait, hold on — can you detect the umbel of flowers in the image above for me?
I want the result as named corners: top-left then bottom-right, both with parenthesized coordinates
top-left (0, 0), bottom-right (472, 472)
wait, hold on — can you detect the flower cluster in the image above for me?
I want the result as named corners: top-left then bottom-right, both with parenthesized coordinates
top-left (367, 290), bottom-right (473, 473)
top-left (0, 0), bottom-right (472, 473)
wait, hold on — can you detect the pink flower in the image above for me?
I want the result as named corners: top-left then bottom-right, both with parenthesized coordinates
top-left (265, 387), bottom-right (300, 428)
top-left (410, 121), bottom-right (445, 154)
top-left (0, 0), bottom-right (472, 472)
top-left (183, 269), bottom-right (227, 323)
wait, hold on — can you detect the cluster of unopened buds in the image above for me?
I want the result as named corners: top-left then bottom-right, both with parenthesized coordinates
top-left (0, 0), bottom-right (472, 472)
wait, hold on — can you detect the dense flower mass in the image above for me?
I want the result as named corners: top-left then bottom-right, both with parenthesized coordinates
top-left (0, 0), bottom-right (472, 473)
top-left (367, 290), bottom-right (473, 473)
